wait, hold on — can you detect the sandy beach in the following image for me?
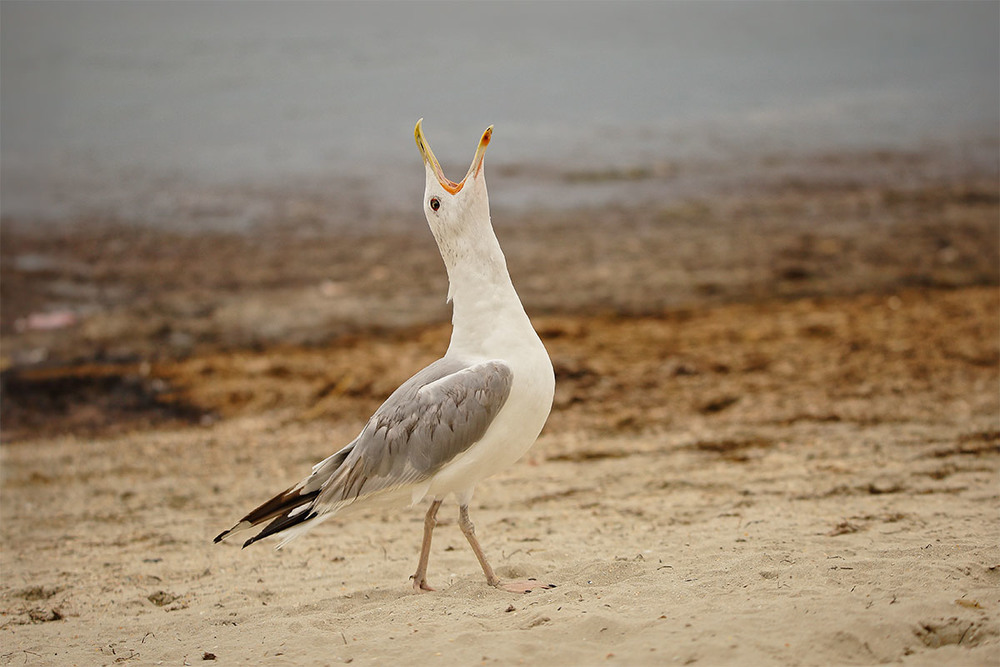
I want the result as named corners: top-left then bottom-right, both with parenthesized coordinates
top-left (1, 150), bottom-right (999, 666)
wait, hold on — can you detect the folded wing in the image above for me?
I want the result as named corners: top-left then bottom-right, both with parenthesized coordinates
top-left (215, 358), bottom-right (513, 548)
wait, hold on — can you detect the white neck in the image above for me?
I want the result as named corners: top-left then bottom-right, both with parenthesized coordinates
top-left (433, 218), bottom-right (535, 358)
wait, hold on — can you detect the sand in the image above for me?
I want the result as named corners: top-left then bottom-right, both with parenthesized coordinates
top-left (1, 151), bottom-right (998, 665)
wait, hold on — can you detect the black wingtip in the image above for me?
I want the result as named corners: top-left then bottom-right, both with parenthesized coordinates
top-left (213, 532), bottom-right (227, 544)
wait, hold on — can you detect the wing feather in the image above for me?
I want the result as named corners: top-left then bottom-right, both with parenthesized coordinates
top-left (220, 357), bottom-right (513, 548)
top-left (316, 358), bottom-right (513, 506)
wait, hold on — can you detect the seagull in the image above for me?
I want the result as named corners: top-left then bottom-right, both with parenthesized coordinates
top-left (215, 120), bottom-right (556, 594)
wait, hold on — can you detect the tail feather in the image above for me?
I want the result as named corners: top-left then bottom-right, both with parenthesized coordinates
top-left (214, 486), bottom-right (320, 544)
top-left (241, 507), bottom-right (319, 548)
top-left (215, 443), bottom-right (354, 547)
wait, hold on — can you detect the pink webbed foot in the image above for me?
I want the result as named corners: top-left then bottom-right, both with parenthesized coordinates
top-left (411, 577), bottom-right (435, 593)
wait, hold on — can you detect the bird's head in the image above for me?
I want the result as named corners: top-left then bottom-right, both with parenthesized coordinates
top-left (415, 119), bottom-right (492, 235)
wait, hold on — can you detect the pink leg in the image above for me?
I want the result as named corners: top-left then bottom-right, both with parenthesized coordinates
top-left (458, 504), bottom-right (555, 594)
top-left (411, 499), bottom-right (442, 592)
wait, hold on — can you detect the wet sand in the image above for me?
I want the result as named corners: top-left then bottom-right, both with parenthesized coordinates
top-left (1, 151), bottom-right (998, 665)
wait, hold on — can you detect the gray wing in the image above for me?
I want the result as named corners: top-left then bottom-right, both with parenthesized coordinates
top-left (315, 357), bottom-right (513, 506)
top-left (219, 357), bottom-right (513, 548)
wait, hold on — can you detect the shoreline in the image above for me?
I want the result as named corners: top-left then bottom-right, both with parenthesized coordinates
top-left (2, 146), bottom-right (997, 370)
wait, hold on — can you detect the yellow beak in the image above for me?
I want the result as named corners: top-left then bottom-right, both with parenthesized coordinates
top-left (415, 119), bottom-right (492, 195)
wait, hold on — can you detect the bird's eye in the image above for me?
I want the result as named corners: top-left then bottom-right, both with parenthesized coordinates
top-left (429, 197), bottom-right (441, 211)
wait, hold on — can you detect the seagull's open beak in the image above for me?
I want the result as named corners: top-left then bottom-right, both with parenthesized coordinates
top-left (415, 119), bottom-right (492, 195)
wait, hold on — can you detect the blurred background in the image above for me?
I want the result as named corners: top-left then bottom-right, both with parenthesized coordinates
top-left (1, 1), bottom-right (998, 440)
top-left (3, 1), bottom-right (997, 224)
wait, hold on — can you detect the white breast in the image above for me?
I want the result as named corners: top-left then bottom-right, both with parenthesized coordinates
top-left (425, 334), bottom-right (554, 501)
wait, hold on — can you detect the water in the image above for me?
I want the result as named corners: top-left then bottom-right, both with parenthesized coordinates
top-left (2, 1), bottom-right (997, 229)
